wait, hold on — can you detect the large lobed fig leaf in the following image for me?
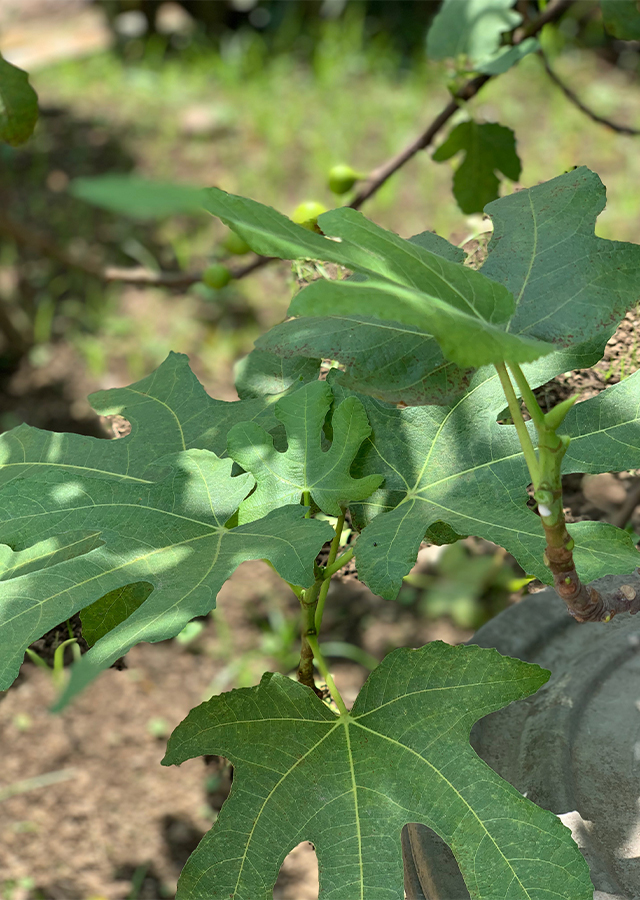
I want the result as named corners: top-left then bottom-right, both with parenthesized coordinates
top-left (201, 186), bottom-right (555, 386)
top-left (163, 641), bottom-right (592, 900)
top-left (258, 167), bottom-right (640, 406)
top-left (0, 354), bottom-right (332, 701)
top-left (342, 359), bottom-right (640, 600)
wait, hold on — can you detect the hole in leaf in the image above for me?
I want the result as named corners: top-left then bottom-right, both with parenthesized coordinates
top-left (402, 823), bottom-right (469, 899)
top-left (275, 840), bottom-right (319, 899)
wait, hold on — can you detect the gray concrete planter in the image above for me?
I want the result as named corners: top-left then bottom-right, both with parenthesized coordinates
top-left (403, 570), bottom-right (640, 900)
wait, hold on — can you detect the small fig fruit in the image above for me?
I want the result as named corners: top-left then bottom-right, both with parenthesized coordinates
top-left (221, 230), bottom-right (251, 256)
top-left (328, 164), bottom-right (360, 195)
top-left (291, 201), bottom-right (327, 232)
top-left (202, 263), bottom-right (231, 289)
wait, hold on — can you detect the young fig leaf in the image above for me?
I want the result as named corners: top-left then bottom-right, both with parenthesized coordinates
top-left (433, 120), bottom-right (521, 214)
top-left (426, 0), bottom-right (519, 61)
top-left (227, 380), bottom-right (383, 523)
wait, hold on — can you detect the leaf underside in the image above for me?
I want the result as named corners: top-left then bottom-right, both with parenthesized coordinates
top-left (253, 168), bottom-right (640, 407)
top-left (201, 184), bottom-right (556, 375)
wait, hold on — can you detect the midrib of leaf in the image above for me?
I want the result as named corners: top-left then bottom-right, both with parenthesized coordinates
top-left (514, 251), bottom-right (591, 334)
top-left (392, 495), bottom-right (542, 545)
top-left (1, 533), bottom-right (101, 578)
top-left (360, 430), bottom-right (412, 492)
top-left (192, 457), bottom-right (219, 523)
top-left (412, 377), bottom-right (491, 488)
top-left (228, 723), bottom-right (341, 897)
top-left (369, 371), bottom-right (518, 496)
top-left (383, 501), bottom-right (418, 580)
top-left (0, 460), bottom-right (153, 484)
top-left (342, 716), bottom-right (365, 900)
top-left (7, 500), bottom-right (227, 532)
top-left (350, 718), bottom-right (532, 899)
top-left (415, 445), bottom-right (526, 492)
top-left (353, 681), bottom-right (531, 721)
top-left (505, 191), bottom-right (538, 334)
top-left (130, 378), bottom-right (188, 451)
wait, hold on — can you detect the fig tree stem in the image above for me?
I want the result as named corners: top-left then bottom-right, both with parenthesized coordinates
top-left (315, 513), bottom-right (345, 632)
top-left (297, 580), bottom-right (323, 695)
top-left (508, 362), bottom-right (546, 430)
top-left (307, 633), bottom-right (348, 716)
top-left (495, 363), bottom-right (539, 485)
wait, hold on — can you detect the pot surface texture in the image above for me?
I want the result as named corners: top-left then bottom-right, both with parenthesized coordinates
top-left (403, 569), bottom-right (640, 900)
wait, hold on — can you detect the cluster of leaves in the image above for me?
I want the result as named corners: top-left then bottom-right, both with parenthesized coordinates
top-left (3, 2), bottom-right (640, 896)
top-left (3, 162), bottom-right (640, 896)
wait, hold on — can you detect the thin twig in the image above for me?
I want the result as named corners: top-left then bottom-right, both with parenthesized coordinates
top-left (540, 50), bottom-right (640, 135)
top-left (102, 266), bottom-right (201, 288)
top-left (0, 210), bottom-right (274, 288)
top-left (349, 0), bottom-right (575, 210)
top-left (349, 75), bottom-right (490, 210)
top-left (103, 254), bottom-right (273, 288)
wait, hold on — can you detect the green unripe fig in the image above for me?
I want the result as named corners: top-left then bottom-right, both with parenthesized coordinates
top-left (202, 263), bottom-right (231, 289)
top-left (291, 201), bottom-right (327, 232)
top-left (221, 230), bottom-right (251, 256)
top-left (328, 164), bottom-right (360, 195)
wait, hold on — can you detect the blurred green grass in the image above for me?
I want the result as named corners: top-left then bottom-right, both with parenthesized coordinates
top-left (13, 29), bottom-right (640, 389)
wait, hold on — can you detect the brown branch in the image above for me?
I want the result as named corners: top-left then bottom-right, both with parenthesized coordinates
top-left (516, 0), bottom-right (574, 38)
top-left (541, 508), bottom-right (640, 622)
top-left (349, 0), bottom-right (575, 210)
top-left (102, 266), bottom-right (201, 288)
top-left (349, 75), bottom-right (491, 210)
top-left (0, 210), bottom-right (275, 289)
top-left (540, 50), bottom-right (640, 135)
top-left (103, 254), bottom-right (274, 288)
top-left (297, 632), bottom-right (320, 695)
